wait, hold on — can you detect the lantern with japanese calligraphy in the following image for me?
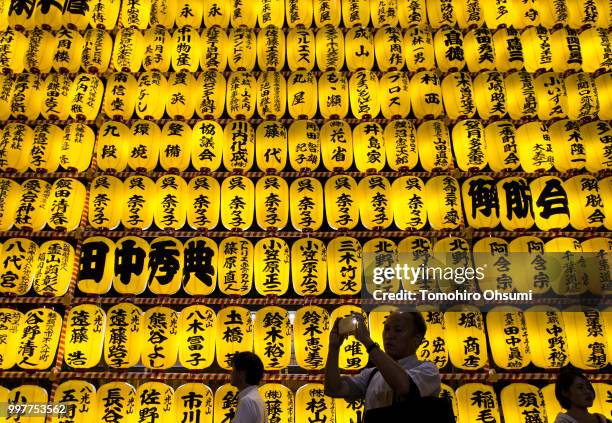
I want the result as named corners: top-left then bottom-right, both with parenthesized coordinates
top-left (417, 120), bottom-right (451, 171)
top-left (255, 175), bottom-right (289, 230)
top-left (120, 0), bottom-right (151, 28)
top-left (112, 28), bottom-right (144, 73)
top-left (135, 72), bottom-right (168, 120)
top-left (485, 121), bottom-right (520, 171)
top-left (103, 72), bottom-right (137, 121)
top-left (291, 238), bottom-right (327, 296)
top-left (286, 28), bottom-right (315, 71)
top-left (96, 121), bottom-right (129, 172)
top-left (0, 123), bottom-right (32, 173)
top-left (187, 176), bottom-right (220, 231)
top-left (500, 384), bottom-right (546, 423)
top-left (258, 0), bottom-right (285, 26)
top-left (216, 306), bottom-right (253, 370)
top-left (418, 310), bottom-right (449, 369)
top-left (257, 26), bottom-right (285, 72)
top-left (33, 240), bottom-right (74, 297)
top-left (349, 70), bottom-right (380, 119)
top-left (191, 120), bottom-right (223, 172)
top-left (504, 71), bottom-right (537, 121)
top-left (391, 176), bottom-right (426, 231)
top-left (434, 28), bottom-right (465, 72)
top-left (148, 237), bottom-right (184, 295)
top-left (290, 177), bottom-right (324, 231)
top-left (496, 177), bottom-right (534, 230)
top-left (582, 237), bottom-right (612, 295)
top-left (548, 120), bottom-right (585, 172)
top-left (199, 27), bottom-right (228, 72)
top-left (52, 380), bottom-right (97, 423)
top-left (143, 28), bottom-right (172, 72)
top-left (524, 307), bottom-right (569, 369)
top-left (103, 302), bottom-right (143, 369)
top-left (331, 305), bottom-right (368, 370)
top-left (340, 0), bottom-right (369, 26)
top-left (24, 28), bottom-right (55, 73)
top-left (214, 384), bottom-right (239, 423)
top-left (17, 308), bottom-right (62, 370)
top-left (324, 174), bottom-right (359, 230)
top-left (370, 0), bottom-right (398, 26)
top-left (379, 71), bottom-right (410, 119)
top-left (8, 386), bottom-right (48, 416)
top-left (0, 308), bottom-right (22, 369)
top-left (202, 0), bottom-right (229, 27)
top-left (81, 28), bottom-right (113, 73)
top-left (369, 308), bottom-right (398, 348)
top-left (410, 71), bottom-right (443, 119)
top-left (295, 384), bottom-right (333, 423)
top-left (397, 0), bottom-right (428, 27)
top-left (135, 382), bottom-right (174, 420)
top-left (253, 306), bottom-right (291, 369)
top-left (516, 122), bottom-right (554, 173)
top-left (255, 121), bottom-right (287, 172)
top-left (550, 27), bottom-right (583, 73)
top-left (359, 175), bottom-right (393, 230)
top-left (563, 307), bottom-right (609, 370)
top-left (159, 121), bottom-right (192, 172)
top-left (563, 72), bottom-right (600, 120)
top-left (226, 72), bottom-right (256, 119)
top-left (452, 120), bottom-right (487, 171)
top-left (318, 71), bottom-right (348, 119)
top-left (88, 0), bottom-right (121, 28)
top-left (473, 237), bottom-right (513, 292)
top-left (60, 123), bottom-right (95, 172)
top-left (579, 28), bottom-right (612, 73)
top-left (228, 28), bottom-right (256, 72)
top-left (142, 307), bottom-right (179, 369)
top-left (581, 121), bottom-right (612, 173)
top-left (256, 72), bottom-right (287, 121)
top-left (463, 29), bottom-right (494, 71)
top-left (220, 175), bottom-right (254, 231)
top-left (534, 72), bottom-right (567, 120)
top-left (334, 397), bottom-right (364, 423)
top-left (320, 120), bottom-right (353, 171)
top-left (175, 384), bottom-right (213, 423)
top-left (254, 238), bottom-right (290, 296)
top-left (313, 0), bottom-right (341, 26)
top-left (492, 28), bottom-right (524, 72)
top-left (425, 175), bottom-right (463, 230)
top-left (520, 26), bottom-right (553, 73)
top-left (48, 178), bottom-right (86, 231)
top-left (316, 25), bottom-right (344, 71)
top-left (462, 176), bottom-right (500, 229)
top-left (127, 120), bottom-right (161, 172)
top-left (441, 72), bottom-right (476, 120)
top-left (545, 237), bottom-right (586, 296)
top-left (288, 122), bottom-right (320, 172)
top-left (486, 307), bottom-right (530, 369)
top-left (10, 73), bottom-right (43, 121)
top-left (600, 176), bottom-right (612, 231)
top-left (384, 119), bottom-right (417, 171)
top-left (344, 26), bottom-right (374, 71)
top-left (0, 29), bottom-right (26, 73)
top-left (353, 122), bottom-right (385, 172)
top-left (287, 71), bottom-right (317, 119)
top-left (473, 71), bottom-right (507, 120)
top-left (178, 305), bottom-right (216, 370)
top-left (426, 0), bottom-right (456, 27)
top-left (0, 178), bottom-right (20, 231)
top-left (64, 304), bottom-right (105, 369)
top-left (78, 237), bottom-right (115, 295)
top-left (530, 176), bottom-right (570, 231)
top-left (374, 27), bottom-right (405, 71)
top-left (150, 0), bottom-right (178, 27)
top-left (182, 236), bottom-right (218, 296)
top-left (294, 306), bottom-right (329, 370)
top-left (258, 384), bottom-right (294, 423)
top-left (285, 0), bottom-right (313, 27)
top-left (15, 179), bottom-right (52, 231)
top-left (0, 73), bottom-right (13, 120)
top-left (446, 308), bottom-right (488, 370)
top-left (68, 73), bottom-right (104, 121)
top-left (483, 0), bottom-right (515, 27)
top-left (364, 238), bottom-right (400, 295)
top-left (0, 238), bottom-right (38, 296)
top-left (113, 236), bottom-right (151, 295)
top-left (564, 174), bottom-right (605, 230)
top-left (595, 73), bottom-right (612, 120)
top-left (96, 382), bottom-right (137, 422)
top-left (155, 175), bottom-right (188, 231)
top-left (397, 237), bottom-right (434, 292)
top-left (166, 73), bottom-right (197, 120)
top-left (327, 236), bottom-right (362, 295)
top-left (218, 237), bottom-right (253, 296)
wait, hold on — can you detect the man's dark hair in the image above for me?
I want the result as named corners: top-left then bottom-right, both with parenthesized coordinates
top-left (233, 351), bottom-right (264, 385)
top-left (555, 367), bottom-right (594, 410)
top-left (408, 312), bottom-right (427, 339)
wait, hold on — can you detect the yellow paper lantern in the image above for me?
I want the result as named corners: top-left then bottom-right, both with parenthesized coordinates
top-left (483, 0), bottom-right (514, 27)
top-left (345, 26), bottom-right (374, 71)
top-left (23, 28), bottom-right (55, 73)
top-left (425, 175), bottom-right (463, 230)
top-left (564, 174), bottom-right (605, 230)
top-left (370, 0), bottom-right (398, 26)
top-left (484, 121), bottom-right (519, 172)
top-left (534, 72), bottom-right (567, 120)
top-left (68, 73), bottom-right (104, 121)
top-left (321, 120), bottom-right (353, 171)
top-left (187, 176), bottom-right (220, 231)
top-left (591, 383), bottom-right (612, 417)
top-left (330, 306), bottom-right (368, 370)
top-left (257, 72), bottom-right (287, 120)
top-left (0, 238), bottom-right (38, 296)
top-left (294, 306), bottom-right (329, 370)
top-left (203, 0), bottom-right (230, 27)
top-left (454, 0), bottom-right (483, 28)
top-left (563, 72), bottom-right (600, 120)
top-left (417, 310), bottom-right (449, 369)
top-left (290, 177), bottom-right (324, 231)
top-left (77, 237), bottom-right (115, 295)
top-left (0, 178), bottom-right (20, 231)
top-left (363, 238), bottom-right (399, 295)
top-left (33, 240), bottom-right (74, 297)
top-left (103, 72), bottom-right (137, 120)
top-left (178, 305), bottom-right (216, 370)
top-left (599, 176), bottom-right (612, 230)
top-left (254, 238), bottom-right (290, 296)
top-left (255, 175), bottom-right (289, 230)
top-left (286, 28), bottom-right (315, 71)
top-left (228, 28), bottom-right (257, 72)
top-left (64, 304), bottom-right (105, 369)
top-left (287, 71), bottom-right (318, 119)
top-left (516, 121), bottom-right (554, 173)
top-left (550, 27), bottom-right (583, 73)
top-left (166, 73), bottom-right (197, 120)
top-left (191, 120), bottom-right (223, 171)
top-left (581, 237), bottom-right (612, 295)
top-left (0, 308), bottom-right (22, 369)
top-left (17, 308), bottom-right (62, 370)
top-left (154, 175), bottom-right (187, 230)
top-left (358, 175), bottom-right (393, 230)
top-left (409, 71), bottom-right (443, 119)
top-left (220, 175), bottom-right (254, 231)
top-left (0, 73), bottom-right (14, 120)
top-left (462, 175), bottom-right (500, 229)
top-left (52, 28), bottom-right (84, 73)
top-left (473, 71), bottom-right (507, 119)
top-left (226, 72), bottom-right (256, 119)
top-left (113, 236), bottom-right (151, 295)
top-left (504, 71), bottom-right (537, 121)
top-left (175, 383), bottom-right (213, 423)
top-left (486, 307), bottom-right (530, 370)
top-left (81, 28), bottom-right (113, 73)
top-left (120, 0), bottom-right (151, 28)
top-left (199, 27), bottom-right (228, 72)
top-left (324, 174), bottom-right (359, 230)
top-left (291, 238), bottom-right (327, 296)
top-left (256, 121), bottom-right (288, 172)
top-left (327, 236), bottom-right (362, 295)
top-left (258, 0), bottom-right (285, 27)
top-left (548, 120), bottom-right (585, 172)
top-left (392, 176), bottom-right (426, 231)
top-left (521, 26), bottom-right (553, 73)
top-left (374, 27), bottom-right (404, 71)
top-left (96, 382), bottom-right (137, 422)
top-left (579, 27), bottom-right (612, 73)
top-left (524, 307), bottom-right (569, 369)
top-left (135, 382), bottom-right (175, 420)
top-left (182, 237), bottom-right (218, 296)
top-left (313, 0), bottom-right (341, 26)
top-left (545, 237), bottom-right (585, 296)
top-left (432, 237), bottom-right (472, 292)
top-left (434, 28), bottom-right (465, 72)
top-left (500, 384), bottom-right (547, 423)
top-left (446, 308), bottom-right (488, 370)
top-left (318, 71), bottom-right (349, 119)
top-left (214, 384), bottom-right (239, 423)
top-left (379, 71), bottom-right (410, 119)
top-left (397, 0), bottom-right (427, 27)
top-left (257, 26), bottom-right (286, 71)
top-left (595, 73), bottom-right (612, 120)
top-left (563, 307), bottom-right (609, 370)
top-left (150, 0), bottom-right (178, 27)
top-left (52, 380), bottom-right (97, 423)
top-left (8, 385), bottom-right (48, 421)
top-left (60, 123), bottom-right (95, 172)
top-left (316, 25), bottom-right (344, 71)
top-left (148, 236), bottom-right (184, 295)
top-left (426, 0), bottom-right (456, 28)
top-left (89, 0), bottom-right (121, 29)
top-left (135, 71), bottom-right (167, 120)
top-left (452, 119), bottom-right (487, 171)
top-left (0, 28), bottom-right (27, 72)
top-left (295, 384), bottom-right (334, 423)
top-left (349, 70), bottom-right (380, 119)
top-left (253, 306), bottom-right (291, 369)
top-left (416, 119), bottom-right (451, 171)
top-left (492, 27), bottom-right (524, 72)
top-left (496, 176), bottom-right (534, 231)
top-left (384, 119), bottom-right (417, 170)
top-left (441, 72), bottom-right (476, 120)
top-left (508, 235), bottom-right (549, 294)
top-left (581, 121), bottom-right (612, 173)
top-left (159, 121), bottom-right (192, 172)
top-left (530, 176), bottom-right (570, 231)
top-left (353, 122), bottom-right (385, 172)
top-left (216, 306), bottom-right (253, 370)
top-left (142, 307), bottom-right (179, 370)
top-left (0, 123), bottom-right (33, 173)
top-left (127, 120), bottom-right (161, 172)
top-left (15, 179), bottom-right (52, 231)
top-left (10, 73), bottom-right (44, 121)
top-left (47, 178), bottom-right (86, 231)
top-left (218, 237), bottom-right (253, 296)
top-left (143, 28), bottom-right (172, 72)
top-left (397, 236), bottom-right (433, 292)
top-left (440, 384), bottom-right (459, 421)
top-left (96, 121), bottom-right (130, 172)
top-left (285, 0), bottom-right (313, 27)
top-left (112, 27), bottom-right (145, 73)
top-left (103, 302), bottom-right (143, 369)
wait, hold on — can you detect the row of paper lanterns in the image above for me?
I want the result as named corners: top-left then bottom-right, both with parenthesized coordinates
top-left (2, 118), bottom-right (611, 174)
top-left (2, 25), bottom-right (611, 75)
top-left (3, 380), bottom-right (610, 423)
top-left (1, 305), bottom-right (610, 372)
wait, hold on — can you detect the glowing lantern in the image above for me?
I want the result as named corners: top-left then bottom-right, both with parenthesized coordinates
top-left (0, 73), bottom-right (14, 120)
top-left (150, 0), bottom-right (178, 27)
top-left (52, 28), bottom-right (84, 73)
top-left (500, 384), bottom-right (546, 423)
top-left (155, 175), bottom-right (187, 231)
top-left (0, 308), bottom-right (22, 369)
top-left (441, 72), bottom-right (476, 120)
top-left (425, 175), bottom-right (463, 230)
top-left (33, 240), bottom-right (74, 297)
top-left (166, 73), bottom-right (197, 120)
top-left (228, 28), bottom-right (256, 72)
top-left (313, 0), bottom-right (340, 26)
top-left (563, 308), bottom-right (609, 370)
top-left (463, 29), bottom-right (494, 72)
top-left (392, 176), bottom-right (426, 231)
top-left (564, 174), bottom-right (605, 230)
top-left (349, 70), bottom-right (380, 119)
top-left (77, 237), bottom-right (115, 295)
top-left (530, 176), bottom-right (570, 231)
top-left (259, 0), bottom-right (285, 26)
top-left (439, 384), bottom-right (459, 421)
top-left (253, 307), bottom-right (291, 370)
top-left (591, 384), bottom-right (612, 417)
top-left (534, 72), bottom-right (567, 120)
top-left (581, 121), bottom-right (612, 173)
top-left (148, 237), bottom-right (184, 295)
top-left (292, 238), bottom-right (327, 296)
top-left (581, 237), bottom-right (612, 295)
top-left (379, 71), bottom-right (410, 119)
top-left (15, 179), bottom-right (51, 231)
top-left (431, 240), bottom-right (471, 293)
top-left (548, 120), bottom-right (585, 172)
top-left (550, 27), bottom-right (583, 73)
top-left (426, 0), bottom-right (456, 27)
top-left (486, 307), bottom-right (530, 370)
top-left (452, 0), bottom-right (481, 27)
top-left (113, 236), bottom-right (150, 295)
top-left (410, 71), bottom-right (443, 118)
top-left (345, 26), bottom-right (374, 71)
top-left (81, 28), bottom-right (113, 73)
top-left (384, 120), bottom-right (417, 170)
top-left (417, 120), bottom-right (451, 171)
top-left (508, 235), bottom-right (548, 293)
top-left (24, 28), bottom-right (55, 73)
top-left (8, 386), bottom-right (48, 420)
top-left (142, 308), bottom-right (179, 370)
top-left (286, 28), bottom-right (315, 71)
top-left (112, 28), bottom-right (144, 73)
top-left (327, 236), bottom-right (362, 295)
top-left (175, 384), bottom-right (214, 422)
top-left (52, 381), bottom-right (97, 423)
top-left (462, 176), bottom-right (499, 229)
top-left (255, 175), bottom-right (289, 230)
top-left (213, 385), bottom-right (239, 423)
top-left (200, 27), bottom-right (228, 72)
top-left (483, 0), bottom-right (515, 27)
top-left (202, 0), bottom-right (229, 26)
top-left (563, 72), bottom-right (599, 120)
top-left (89, 0), bottom-right (121, 28)
top-left (485, 121), bottom-right (519, 172)
top-left (370, 0), bottom-right (397, 26)
top-left (374, 27), bottom-right (404, 71)
top-left (418, 310), bottom-right (448, 369)
top-left (368, 308), bottom-right (398, 349)
top-left (504, 71), bottom-right (537, 121)
top-left (255, 121), bottom-right (288, 172)
top-left (0, 238), bottom-right (37, 296)
top-left (103, 302), bottom-right (142, 369)
top-left (226, 72), bottom-right (256, 119)
top-left (0, 178), bottom-right (20, 231)
top-left (363, 238), bottom-right (399, 295)
top-left (0, 123), bottom-right (33, 173)
top-left (143, 28), bottom-right (172, 72)
top-left (103, 72), bottom-right (137, 120)
top-left (218, 237), bottom-right (253, 296)
top-left (353, 122), bottom-right (385, 172)
top-left (187, 176), bottom-right (220, 231)
top-left (64, 304), bottom-right (105, 369)
top-left (96, 121), bottom-right (130, 172)
top-left (127, 120), bottom-right (161, 172)
top-left (579, 28), bottom-right (612, 73)
top-left (294, 306), bottom-right (330, 370)
top-left (120, 0), bottom-right (151, 28)
top-left (135, 383), bottom-right (174, 421)
top-left (40, 74), bottom-right (73, 122)
top-left (452, 120), bottom-right (486, 171)
top-left (17, 308), bottom-right (62, 370)
top-left (47, 178), bottom-right (86, 231)
top-left (254, 238), bottom-right (290, 296)
top-left (0, 29), bottom-right (27, 72)
top-left (359, 175), bottom-right (392, 230)
top-left (316, 25), bottom-right (344, 71)
top-left (601, 176), bottom-right (612, 230)
top-left (60, 123), bottom-right (95, 172)
top-left (191, 120), bottom-right (223, 171)
top-left (434, 28), bottom-right (465, 72)
top-left (524, 307), bottom-right (569, 369)
top-left (318, 71), bottom-right (349, 119)
top-left (285, 0), bottom-right (313, 27)
top-left (295, 384), bottom-right (334, 423)
top-left (516, 122), bottom-right (554, 173)
top-left (446, 308), bottom-right (488, 370)
top-left (68, 73), bottom-right (103, 121)
top-left (331, 306), bottom-right (368, 370)
top-left (97, 382), bottom-right (137, 423)
top-left (492, 28), bottom-right (524, 72)
top-left (135, 71), bottom-right (167, 120)
top-left (160, 121), bottom-right (192, 172)
top-left (520, 26), bottom-right (553, 73)
top-left (545, 237), bottom-right (585, 296)
top-left (220, 175), bottom-right (254, 231)
top-left (496, 177), bottom-right (534, 230)
top-left (595, 73), bottom-right (612, 120)
top-left (397, 237), bottom-right (433, 292)
top-left (257, 72), bottom-right (287, 120)
top-left (178, 305), bottom-right (216, 370)
top-left (10, 73), bottom-right (43, 121)
top-left (324, 174), bottom-right (359, 230)
top-left (257, 26), bottom-right (285, 72)
top-left (321, 120), bottom-right (353, 171)
top-left (287, 71), bottom-right (317, 119)
top-left (216, 306), bottom-right (253, 370)
top-left (290, 177), bottom-right (324, 231)
top-left (182, 237), bottom-right (218, 296)
top-left (473, 71), bottom-right (507, 119)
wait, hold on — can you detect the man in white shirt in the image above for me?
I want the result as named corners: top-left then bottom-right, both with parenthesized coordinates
top-left (324, 311), bottom-right (441, 413)
top-left (230, 352), bottom-right (267, 423)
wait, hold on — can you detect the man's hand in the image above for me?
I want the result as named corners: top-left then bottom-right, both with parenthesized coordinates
top-left (352, 313), bottom-right (373, 347)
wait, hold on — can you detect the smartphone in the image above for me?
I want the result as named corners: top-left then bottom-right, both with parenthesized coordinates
top-left (338, 314), bottom-right (358, 337)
